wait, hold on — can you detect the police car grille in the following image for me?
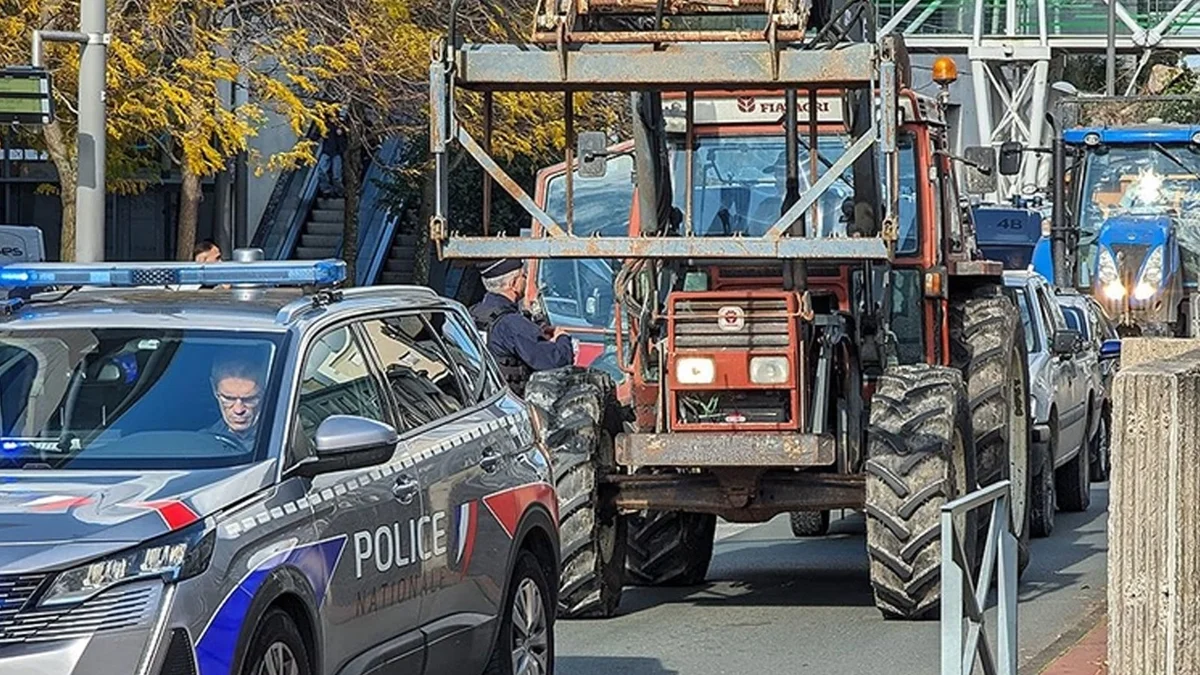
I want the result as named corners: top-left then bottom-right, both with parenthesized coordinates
top-left (0, 575), bottom-right (47, 633)
top-left (0, 583), bottom-right (157, 644)
top-left (671, 299), bottom-right (791, 349)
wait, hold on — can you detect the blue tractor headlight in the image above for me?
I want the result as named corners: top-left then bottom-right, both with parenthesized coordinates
top-left (0, 259), bottom-right (346, 290)
top-left (1135, 246), bottom-right (1164, 300)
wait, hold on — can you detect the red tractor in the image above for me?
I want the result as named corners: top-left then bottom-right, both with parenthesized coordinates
top-left (429, 0), bottom-right (1034, 621)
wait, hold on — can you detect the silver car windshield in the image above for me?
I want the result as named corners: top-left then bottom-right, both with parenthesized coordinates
top-left (0, 328), bottom-right (282, 469)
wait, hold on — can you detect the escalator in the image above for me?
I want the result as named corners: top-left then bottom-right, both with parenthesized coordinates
top-left (253, 134), bottom-right (417, 286)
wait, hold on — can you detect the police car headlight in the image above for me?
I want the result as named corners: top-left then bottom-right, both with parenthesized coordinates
top-left (41, 523), bottom-right (215, 607)
top-left (675, 357), bottom-right (715, 385)
top-left (749, 356), bottom-right (789, 384)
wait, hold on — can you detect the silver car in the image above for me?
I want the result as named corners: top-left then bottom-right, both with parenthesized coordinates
top-left (1003, 271), bottom-right (1095, 538)
top-left (0, 257), bottom-right (558, 675)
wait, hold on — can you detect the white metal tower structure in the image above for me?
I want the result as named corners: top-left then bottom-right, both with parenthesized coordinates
top-left (880, 0), bottom-right (1200, 200)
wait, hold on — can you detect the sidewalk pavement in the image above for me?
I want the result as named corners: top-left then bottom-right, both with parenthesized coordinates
top-left (1039, 617), bottom-right (1107, 675)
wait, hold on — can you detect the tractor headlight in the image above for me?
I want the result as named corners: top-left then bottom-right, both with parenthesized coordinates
top-left (1104, 281), bottom-right (1127, 300)
top-left (1138, 246), bottom-right (1164, 289)
top-left (41, 523), bottom-right (214, 607)
top-left (749, 356), bottom-right (789, 385)
top-left (675, 357), bottom-right (715, 385)
top-left (1097, 247), bottom-right (1119, 285)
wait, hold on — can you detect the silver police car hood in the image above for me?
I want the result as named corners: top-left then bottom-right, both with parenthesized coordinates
top-left (0, 462), bottom-right (275, 574)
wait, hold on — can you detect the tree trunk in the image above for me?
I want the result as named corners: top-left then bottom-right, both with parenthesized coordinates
top-left (42, 121), bottom-right (76, 262)
top-left (342, 133), bottom-right (363, 287)
top-left (177, 168), bottom-right (202, 261)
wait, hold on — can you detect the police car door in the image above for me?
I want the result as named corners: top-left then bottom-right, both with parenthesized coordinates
top-left (358, 310), bottom-right (529, 675)
top-left (291, 323), bottom-right (427, 674)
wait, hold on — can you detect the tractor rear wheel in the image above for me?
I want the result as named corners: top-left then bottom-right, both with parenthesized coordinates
top-left (950, 286), bottom-right (1033, 576)
top-left (526, 368), bottom-right (626, 619)
top-left (626, 510), bottom-right (716, 586)
top-left (866, 365), bottom-right (977, 621)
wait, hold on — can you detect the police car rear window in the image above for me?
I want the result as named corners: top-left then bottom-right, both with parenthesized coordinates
top-left (0, 328), bottom-right (284, 469)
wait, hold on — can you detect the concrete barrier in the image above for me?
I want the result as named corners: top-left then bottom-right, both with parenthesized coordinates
top-left (1109, 339), bottom-right (1200, 674)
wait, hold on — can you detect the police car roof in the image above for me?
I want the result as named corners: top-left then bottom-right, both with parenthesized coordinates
top-left (1, 285), bottom-right (451, 333)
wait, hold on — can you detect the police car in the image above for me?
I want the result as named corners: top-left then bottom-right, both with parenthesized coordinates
top-left (0, 255), bottom-right (558, 675)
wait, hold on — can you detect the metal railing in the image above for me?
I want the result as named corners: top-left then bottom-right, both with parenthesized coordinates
top-left (941, 480), bottom-right (1017, 675)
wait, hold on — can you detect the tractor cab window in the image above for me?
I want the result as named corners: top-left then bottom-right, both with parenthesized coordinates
top-left (673, 134), bottom-right (854, 239)
top-left (539, 153), bottom-right (634, 330)
top-left (895, 131), bottom-right (920, 256)
top-left (1078, 142), bottom-right (1200, 286)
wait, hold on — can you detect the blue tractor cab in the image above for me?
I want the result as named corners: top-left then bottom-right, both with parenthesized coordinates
top-left (1059, 123), bottom-right (1200, 336)
top-left (972, 201), bottom-right (1046, 271)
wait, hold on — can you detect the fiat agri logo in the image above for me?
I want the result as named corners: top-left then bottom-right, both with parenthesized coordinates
top-left (718, 306), bottom-right (745, 331)
top-left (736, 96), bottom-right (757, 113)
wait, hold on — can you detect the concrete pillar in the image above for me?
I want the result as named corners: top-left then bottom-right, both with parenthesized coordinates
top-left (1109, 340), bottom-right (1200, 674)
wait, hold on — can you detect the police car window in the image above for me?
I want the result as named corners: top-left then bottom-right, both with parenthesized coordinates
top-left (360, 316), bottom-right (468, 431)
top-left (294, 326), bottom-right (387, 453)
top-left (0, 329), bottom-right (282, 469)
top-left (436, 311), bottom-right (498, 403)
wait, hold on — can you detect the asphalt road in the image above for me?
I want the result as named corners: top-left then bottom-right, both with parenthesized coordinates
top-left (558, 485), bottom-right (1109, 675)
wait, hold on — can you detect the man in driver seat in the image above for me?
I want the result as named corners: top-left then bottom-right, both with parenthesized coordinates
top-left (469, 258), bottom-right (574, 396)
top-left (209, 358), bottom-right (264, 445)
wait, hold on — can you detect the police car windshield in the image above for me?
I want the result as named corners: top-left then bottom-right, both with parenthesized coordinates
top-left (0, 328), bottom-right (282, 470)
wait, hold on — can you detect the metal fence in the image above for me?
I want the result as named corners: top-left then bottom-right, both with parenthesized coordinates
top-left (941, 480), bottom-right (1018, 675)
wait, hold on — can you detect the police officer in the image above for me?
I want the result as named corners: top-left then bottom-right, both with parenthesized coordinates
top-left (469, 258), bottom-right (574, 395)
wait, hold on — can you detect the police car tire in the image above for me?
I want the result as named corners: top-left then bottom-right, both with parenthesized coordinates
top-left (865, 365), bottom-right (977, 621)
top-left (239, 608), bottom-right (312, 675)
top-left (626, 509), bottom-right (716, 587)
top-left (526, 368), bottom-right (626, 619)
top-left (949, 286), bottom-right (1033, 577)
top-left (484, 550), bottom-right (555, 675)
top-left (789, 510), bottom-right (831, 537)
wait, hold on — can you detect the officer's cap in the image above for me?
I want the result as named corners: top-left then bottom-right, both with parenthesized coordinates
top-left (478, 258), bottom-right (523, 279)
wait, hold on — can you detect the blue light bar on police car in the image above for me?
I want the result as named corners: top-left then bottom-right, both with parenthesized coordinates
top-left (0, 259), bottom-right (346, 289)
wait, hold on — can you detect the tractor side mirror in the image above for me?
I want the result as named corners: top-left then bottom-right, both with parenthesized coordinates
top-left (578, 131), bottom-right (609, 178)
top-left (999, 141), bottom-right (1024, 176)
top-left (1100, 338), bottom-right (1121, 360)
top-left (963, 146), bottom-right (997, 194)
top-left (1053, 329), bottom-right (1082, 356)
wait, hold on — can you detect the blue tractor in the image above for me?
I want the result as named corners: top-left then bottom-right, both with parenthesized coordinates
top-left (1048, 123), bottom-right (1200, 337)
top-left (971, 199), bottom-right (1048, 271)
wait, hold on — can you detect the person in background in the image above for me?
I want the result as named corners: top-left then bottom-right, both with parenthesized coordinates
top-left (194, 239), bottom-right (222, 263)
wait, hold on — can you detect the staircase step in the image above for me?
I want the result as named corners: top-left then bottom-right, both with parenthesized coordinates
top-left (394, 234), bottom-right (419, 248)
top-left (295, 247), bottom-right (338, 260)
top-left (317, 198), bottom-right (346, 210)
top-left (379, 272), bottom-right (415, 285)
top-left (307, 222), bottom-right (343, 236)
top-left (391, 245), bottom-right (419, 259)
top-left (310, 209), bottom-right (344, 223)
top-left (302, 233), bottom-right (341, 249)
top-left (386, 259), bottom-right (416, 273)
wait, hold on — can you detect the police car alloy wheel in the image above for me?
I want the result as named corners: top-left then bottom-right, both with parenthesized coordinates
top-left (512, 577), bottom-right (550, 675)
top-left (243, 609), bottom-right (311, 675)
top-left (256, 642), bottom-right (300, 675)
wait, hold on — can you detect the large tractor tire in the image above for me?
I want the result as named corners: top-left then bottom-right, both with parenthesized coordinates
top-left (950, 286), bottom-right (1034, 577)
top-left (626, 510), bottom-right (716, 586)
top-left (525, 367), bottom-right (626, 619)
top-left (866, 365), bottom-right (977, 621)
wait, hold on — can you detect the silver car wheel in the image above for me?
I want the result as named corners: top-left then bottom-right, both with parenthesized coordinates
top-left (255, 642), bottom-right (299, 675)
top-left (511, 577), bottom-right (549, 675)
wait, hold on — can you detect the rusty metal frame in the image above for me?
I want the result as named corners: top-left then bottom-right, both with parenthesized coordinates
top-left (430, 20), bottom-right (902, 262)
top-left (616, 432), bottom-right (836, 467)
top-left (609, 471), bottom-right (865, 518)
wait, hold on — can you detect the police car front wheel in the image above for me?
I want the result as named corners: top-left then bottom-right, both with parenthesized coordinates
top-left (242, 609), bottom-right (312, 675)
top-left (487, 550), bottom-right (554, 675)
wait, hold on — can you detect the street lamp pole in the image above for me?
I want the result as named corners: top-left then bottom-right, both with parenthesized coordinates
top-left (31, 0), bottom-right (108, 262)
top-left (75, 0), bottom-right (108, 262)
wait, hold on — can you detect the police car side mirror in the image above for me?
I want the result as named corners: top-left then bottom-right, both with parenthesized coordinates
top-left (294, 415), bottom-right (397, 478)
